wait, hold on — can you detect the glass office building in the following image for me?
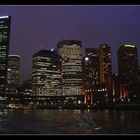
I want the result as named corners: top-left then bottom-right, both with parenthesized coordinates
top-left (57, 40), bottom-right (82, 95)
top-left (0, 16), bottom-right (11, 96)
top-left (7, 55), bottom-right (20, 94)
top-left (32, 49), bottom-right (62, 96)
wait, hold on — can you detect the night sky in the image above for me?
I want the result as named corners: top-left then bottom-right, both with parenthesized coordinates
top-left (0, 5), bottom-right (140, 83)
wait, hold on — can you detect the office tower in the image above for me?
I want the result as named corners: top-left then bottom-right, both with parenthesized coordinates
top-left (0, 16), bottom-right (11, 96)
top-left (57, 40), bottom-right (82, 96)
top-left (83, 48), bottom-right (100, 104)
top-left (99, 44), bottom-right (112, 84)
top-left (118, 44), bottom-right (138, 83)
top-left (99, 44), bottom-right (113, 103)
top-left (32, 49), bottom-right (62, 96)
top-left (118, 44), bottom-right (138, 100)
top-left (7, 55), bottom-right (20, 94)
top-left (85, 48), bottom-right (100, 85)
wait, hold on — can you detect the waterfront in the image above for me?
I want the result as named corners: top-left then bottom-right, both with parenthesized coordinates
top-left (0, 109), bottom-right (140, 134)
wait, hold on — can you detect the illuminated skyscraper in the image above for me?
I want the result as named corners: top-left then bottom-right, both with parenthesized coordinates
top-left (57, 40), bottom-right (82, 96)
top-left (32, 49), bottom-right (62, 96)
top-left (99, 44), bottom-right (113, 103)
top-left (118, 44), bottom-right (138, 99)
top-left (83, 48), bottom-right (100, 104)
top-left (118, 44), bottom-right (138, 84)
top-left (7, 55), bottom-right (20, 94)
top-left (0, 16), bottom-right (11, 96)
top-left (99, 44), bottom-right (112, 84)
top-left (84, 48), bottom-right (100, 85)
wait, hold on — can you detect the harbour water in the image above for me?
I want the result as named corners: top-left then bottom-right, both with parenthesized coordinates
top-left (0, 109), bottom-right (140, 134)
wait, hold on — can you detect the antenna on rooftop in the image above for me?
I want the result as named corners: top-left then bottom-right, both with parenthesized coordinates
top-left (40, 42), bottom-right (44, 50)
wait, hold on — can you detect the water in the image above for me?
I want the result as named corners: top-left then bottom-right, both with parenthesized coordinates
top-left (0, 109), bottom-right (140, 134)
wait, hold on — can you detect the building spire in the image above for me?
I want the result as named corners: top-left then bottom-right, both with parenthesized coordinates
top-left (40, 42), bottom-right (44, 50)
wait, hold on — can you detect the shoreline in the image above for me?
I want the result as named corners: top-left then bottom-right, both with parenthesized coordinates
top-left (1, 104), bottom-right (140, 110)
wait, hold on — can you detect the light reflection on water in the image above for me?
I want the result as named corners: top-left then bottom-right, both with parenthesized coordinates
top-left (0, 109), bottom-right (140, 134)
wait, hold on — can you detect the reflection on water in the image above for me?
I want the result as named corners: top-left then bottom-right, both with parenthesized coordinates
top-left (0, 109), bottom-right (140, 134)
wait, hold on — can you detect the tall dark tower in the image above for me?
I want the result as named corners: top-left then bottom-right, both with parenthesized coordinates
top-left (83, 48), bottom-right (100, 104)
top-left (118, 44), bottom-right (138, 100)
top-left (118, 44), bottom-right (138, 83)
top-left (0, 16), bottom-right (11, 96)
top-left (99, 44), bottom-right (113, 103)
top-left (85, 48), bottom-right (100, 86)
top-left (99, 44), bottom-right (112, 84)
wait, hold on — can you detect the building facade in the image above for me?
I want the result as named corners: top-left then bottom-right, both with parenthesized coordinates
top-left (99, 44), bottom-right (112, 84)
top-left (32, 49), bottom-right (62, 96)
top-left (118, 44), bottom-right (138, 101)
top-left (99, 44), bottom-right (113, 103)
top-left (6, 55), bottom-right (20, 94)
top-left (0, 16), bottom-right (11, 96)
top-left (83, 48), bottom-right (100, 104)
top-left (57, 40), bottom-right (82, 96)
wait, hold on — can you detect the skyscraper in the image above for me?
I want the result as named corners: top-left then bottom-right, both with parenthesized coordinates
top-left (83, 48), bottom-right (100, 104)
top-left (32, 49), bottom-right (62, 96)
top-left (7, 55), bottom-right (20, 94)
top-left (57, 40), bottom-right (82, 96)
top-left (99, 44), bottom-right (113, 103)
top-left (118, 44), bottom-right (138, 84)
top-left (118, 44), bottom-right (138, 100)
top-left (99, 44), bottom-right (112, 84)
top-left (0, 16), bottom-right (11, 96)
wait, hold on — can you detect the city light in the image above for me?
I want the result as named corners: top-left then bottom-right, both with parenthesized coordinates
top-left (125, 45), bottom-right (135, 48)
top-left (0, 16), bottom-right (9, 19)
top-left (9, 55), bottom-right (20, 58)
top-left (51, 48), bottom-right (54, 52)
top-left (85, 57), bottom-right (89, 61)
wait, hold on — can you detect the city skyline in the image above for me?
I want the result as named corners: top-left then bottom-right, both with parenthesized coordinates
top-left (0, 7), bottom-right (140, 134)
top-left (0, 5), bottom-right (140, 83)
